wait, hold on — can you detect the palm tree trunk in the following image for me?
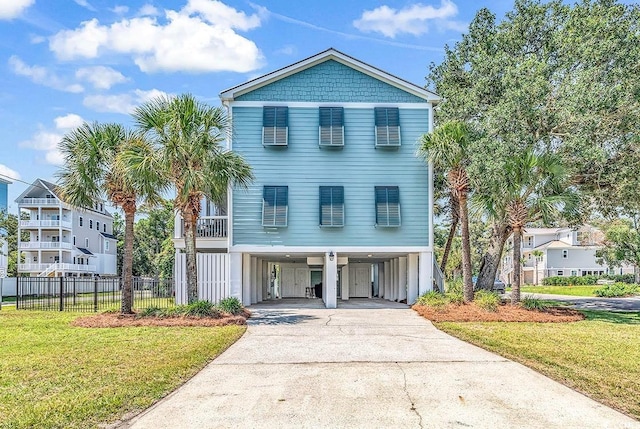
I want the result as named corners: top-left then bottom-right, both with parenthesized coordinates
top-left (121, 206), bottom-right (135, 314)
top-left (476, 223), bottom-right (511, 290)
top-left (458, 192), bottom-right (474, 303)
top-left (440, 217), bottom-right (458, 273)
top-left (183, 209), bottom-right (199, 304)
top-left (511, 227), bottom-right (522, 304)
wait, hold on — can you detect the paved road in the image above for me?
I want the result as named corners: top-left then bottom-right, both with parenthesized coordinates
top-left (518, 293), bottom-right (640, 312)
top-left (122, 300), bottom-right (639, 429)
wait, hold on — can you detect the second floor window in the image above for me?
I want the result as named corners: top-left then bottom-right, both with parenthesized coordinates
top-left (89, 220), bottom-right (93, 229)
top-left (262, 186), bottom-right (288, 227)
top-left (562, 249), bottom-right (568, 259)
top-left (374, 107), bottom-right (400, 147)
top-left (263, 106), bottom-right (288, 146)
top-left (319, 186), bottom-right (344, 227)
top-left (319, 107), bottom-right (344, 147)
top-left (96, 222), bottom-right (100, 231)
top-left (375, 186), bottom-right (401, 227)
top-left (85, 238), bottom-right (89, 248)
top-left (79, 217), bottom-right (83, 227)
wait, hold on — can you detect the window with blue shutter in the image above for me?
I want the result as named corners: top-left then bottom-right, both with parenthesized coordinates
top-left (263, 106), bottom-right (288, 146)
top-left (262, 186), bottom-right (288, 227)
top-left (374, 107), bottom-right (401, 147)
top-left (319, 107), bottom-right (344, 147)
top-left (375, 186), bottom-right (401, 227)
top-left (319, 186), bottom-right (344, 227)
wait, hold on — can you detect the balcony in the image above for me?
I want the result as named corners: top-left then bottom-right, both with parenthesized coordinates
top-left (19, 198), bottom-right (62, 206)
top-left (19, 263), bottom-right (97, 273)
top-left (175, 216), bottom-right (228, 250)
top-left (20, 220), bottom-right (72, 229)
top-left (19, 241), bottom-right (73, 250)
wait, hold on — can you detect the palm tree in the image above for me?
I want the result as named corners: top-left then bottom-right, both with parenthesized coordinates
top-left (57, 123), bottom-right (164, 314)
top-left (501, 149), bottom-right (578, 303)
top-left (419, 121), bottom-right (474, 302)
top-left (133, 94), bottom-right (253, 304)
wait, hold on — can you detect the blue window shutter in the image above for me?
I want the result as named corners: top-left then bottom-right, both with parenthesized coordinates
top-left (375, 186), bottom-right (400, 227)
top-left (319, 107), bottom-right (344, 146)
top-left (374, 107), bottom-right (400, 147)
top-left (263, 186), bottom-right (288, 227)
top-left (263, 107), bottom-right (288, 146)
top-left (319, 186), bottom-right (344, 226)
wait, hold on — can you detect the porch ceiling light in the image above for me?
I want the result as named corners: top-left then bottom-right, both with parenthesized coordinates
top-left (367, 254), bottom-right (372, 257)
top-left (329, 251), bottom-right (335, 261)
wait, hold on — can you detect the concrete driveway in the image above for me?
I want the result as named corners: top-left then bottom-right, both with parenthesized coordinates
top-left (123, 299), bottom-right (639, 429)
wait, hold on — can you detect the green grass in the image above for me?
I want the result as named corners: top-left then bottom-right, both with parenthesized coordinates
top-left (436, 311), bottom-right (640, 419)
top-left (0, 308), bottom-right (245, 429)
top-left (511, 285), bottom-right (602, 297)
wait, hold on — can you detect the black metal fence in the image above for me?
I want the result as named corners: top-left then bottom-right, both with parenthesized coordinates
top-left (16, 277), bottom-right (175, 312)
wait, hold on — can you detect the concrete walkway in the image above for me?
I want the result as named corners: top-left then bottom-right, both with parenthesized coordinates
top-left (123, 300), bottom-right (639, 429)
top-left (520, 293), bottom-right (640, 312)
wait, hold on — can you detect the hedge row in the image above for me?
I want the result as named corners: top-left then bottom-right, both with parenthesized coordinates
top-left (542, 274), bottom-right (636, 286)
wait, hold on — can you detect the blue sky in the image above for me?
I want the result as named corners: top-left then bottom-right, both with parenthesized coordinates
top-left (0, 0), bottom-right (515, 212)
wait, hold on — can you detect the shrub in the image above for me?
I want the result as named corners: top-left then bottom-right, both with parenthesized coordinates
top-left (595, 283), bottom-right (639, 298)
top-left (474, 290), bottom-right (500, 312)
top-left (447, 292), bottom-right (465, 305)
top-left (217, 297), bottom-right (243, 315)
top-left (416, 291), bottom-right (448, 308)
top-left (138, 306), bottom-right (164, 318)
top-left (542, 275), bottom-right (598, 286)
top-left (520, 296), bottom-right (548, 311)
top-left (182, 300), bottom-right (222, 318)
top-left (446, 278), bottom-right (463, 295)
top-left (602, 274), bottom-right (636, 284)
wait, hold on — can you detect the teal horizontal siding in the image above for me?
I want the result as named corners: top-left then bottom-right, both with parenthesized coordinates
top-left (231, 106), bottom-right (430, 247)
top-left (235, 60), bottom-right (427, 103)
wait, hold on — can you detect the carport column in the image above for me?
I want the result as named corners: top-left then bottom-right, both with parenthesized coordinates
top-left (398, 256), bottom-right (407, 302)
top-left (242, 253), bottom-right (251, 306)
top-left (384, 261), bottom-right (391, 301)
top-left (378, 263), bottom-right (385, 298)
top-left (407, 254), bottom-right (419, 304)
top-left (229, 252), bottom-right (243, 302)
top-left (325, 252), bottom-right (338, 308)
top-left (419, 251), bottom-right (433, 295)
top-left (262, 261), bottom-right (269, 300)
top-left (341, 264), bottom-right (350, 300)
top-left (250, 256), bottom-right (258, 304)
top-left (391, 258), bottom-right (398, 301)
top-left (256, 258), bottom-right (263, 302)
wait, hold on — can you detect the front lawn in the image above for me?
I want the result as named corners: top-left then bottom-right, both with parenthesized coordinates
top-left (437, 311), bottom-right (640, 420)
top-left (0, 308), bottom-right (246, 429)
top-left (514, 285), bottom-right (602, 296)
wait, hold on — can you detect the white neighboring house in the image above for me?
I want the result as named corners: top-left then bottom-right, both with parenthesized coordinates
top-left (16, 179), bottom-right (117, 277)
top-left (501, 225), bottom-right (634, 285)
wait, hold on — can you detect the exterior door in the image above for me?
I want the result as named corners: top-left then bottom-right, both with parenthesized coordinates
top-left (281, 267), bottom-right (296, 297)
top-left (350, 265), bottom-right (371, 298)
top-left (294, 268), bottom-right (309, 297)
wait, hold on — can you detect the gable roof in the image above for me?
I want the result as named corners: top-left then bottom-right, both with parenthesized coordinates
top-left (220, 48), bottom-right (440, 103)
top-left (15, 179), bottom-right (63, 202)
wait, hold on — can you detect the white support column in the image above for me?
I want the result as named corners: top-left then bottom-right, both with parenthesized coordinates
top-left (390, 259), bottom-right (397, 301)
top-left (256, 258), bottom-right (263, 302)
top-left (341, 264), bottom-right (350, 300)
top-left (408, 253), bottom-right (419, 304)
top-left (262, 261), bottom-right (269, 300)
top-left (325, 252), bottom-right (338, 308)
top-left (419, 251), bottom-right (433, 296)
top-left (242, 253), bottom-right (251, 306)
top-left (384, 261), bottom-right (391, 301)
top-left (378, 263), bottom-right (385, 298)
top-left (229, 252), bottom-right (242, 302)
top-left (250, 256), bottom-right (258, 304)
top-left (398, 256), bottom-right (407, 302)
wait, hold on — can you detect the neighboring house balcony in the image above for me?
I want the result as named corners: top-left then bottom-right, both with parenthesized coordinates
top-left (19, 263), bottom-right (97, 272)
top-left (19, 241), bottom-right (73, 250)
top-left (174, 216), bottom-right (228, 250)
top-left (20, 219), bottom-right (73, 229)
top-left (18, 198), bottom-right (66, 207)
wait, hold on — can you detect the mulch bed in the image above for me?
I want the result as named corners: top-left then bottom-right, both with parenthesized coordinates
top-left (413, 303), bottom-right (585, 323)
top-left (71, 310), bottom-right (251, 328)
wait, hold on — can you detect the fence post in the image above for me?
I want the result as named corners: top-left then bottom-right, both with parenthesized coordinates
top-left (73, 277), bottom-right (76, 306)
top-left (94, 277), bottom-right (98, 312)
top-left (15, 277), bottom-right (19, 309)
top-left (59, 276), bottom-right (64, 312)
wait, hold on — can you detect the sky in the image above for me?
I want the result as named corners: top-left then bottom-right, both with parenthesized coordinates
top-left (0, 0), bottom-right (517, 213)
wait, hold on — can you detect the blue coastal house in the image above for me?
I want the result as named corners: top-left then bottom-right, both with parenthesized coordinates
top-left (173, 49), bottom-right (440, 308)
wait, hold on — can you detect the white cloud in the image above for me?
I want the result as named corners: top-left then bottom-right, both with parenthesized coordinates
top-left (19, 114), bottom-right (85, 166)
top-left (74, 0), bottom-right (97, 11)
top-left (83, 88), bottom-right (170, 114)
top-left (49, 0), bottom-right (263, 73)
top-left (0, 164), bottom-right (21, 181)
top-left (9, 56), bottom-right (84, 93)
top-left (353, 0), bottom-right (460, 38)
top-left (138, 4), bottom-right (159, 16)
top-left (30, 34), bottom-right (46, 44)
top-left (0, 0), bottom-right (34, 20)
top-left (75, 66), bottom-right (128, 90)
top-left (111, 5), bottom-right (129, 14)
top-left (275, 45), bottom-right (296, 56)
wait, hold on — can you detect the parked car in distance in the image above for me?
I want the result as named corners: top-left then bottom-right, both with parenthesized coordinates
top-left (472, 277), bottom-right (506, 294)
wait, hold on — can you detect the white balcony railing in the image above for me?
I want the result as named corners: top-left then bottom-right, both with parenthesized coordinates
top-left (19, 263), bottom-right (51, 272)
top-left (36, 263), bottom-right (97, 276)
top-left (181, 216), bottom-right (228, 239)
top-left (19, 198), bottom-right (62, 206)
top-left (20, 220), bottom-right (72, 229)
top-left (19, 241), bottom-right (73, 250)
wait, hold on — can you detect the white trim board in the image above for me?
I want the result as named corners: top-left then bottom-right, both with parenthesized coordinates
top-left (230, 245), bottom-right (432, 253)
top-left (228, 101), bottom-right (433, 110)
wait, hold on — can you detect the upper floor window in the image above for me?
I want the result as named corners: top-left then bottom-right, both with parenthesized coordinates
top-left (79, 217), bottom-right (83, 227)
top-left (526, 236), bottom-right (533, 247)
top-left (103, 224), bottom-right (106, 233)
top-left (89, 219), bottom-right (93, 229)
top-left (319, 107), bottom-right (344, 147)
top-left (262, 186), bottom-right (288, 227)
top-left (85, 238), bottom-right (89, 248)
top-left (562, 249), bottom-right (568, 259)
top-left (374, 107), bottom-right (400, 147)
top-left (73, 236), bottom-right (76, 245)
top-left (319, 186), bottom-right (344, 227)
top-left (105, 241), bottom-right (110, 252)
top-left (263, 106), bottom-right (288, 146)
top-left (375, 186), bottom-right (401, 227)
